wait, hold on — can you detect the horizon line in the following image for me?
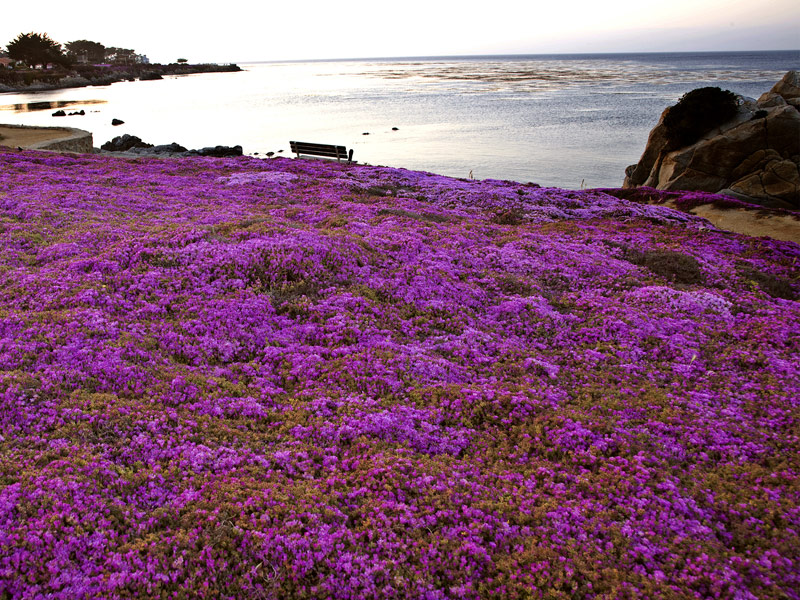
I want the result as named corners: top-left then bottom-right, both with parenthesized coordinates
top-left (236, 48), bottom-right (800, 65)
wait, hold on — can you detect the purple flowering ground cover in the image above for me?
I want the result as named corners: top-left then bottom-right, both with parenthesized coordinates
top-left (0, 147), bottom-right (798, 599)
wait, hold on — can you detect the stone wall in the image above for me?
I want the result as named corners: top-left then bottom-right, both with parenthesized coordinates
top-left (0, 123), bottom-right (94, 153)
top-left (29, 127), bottom-right (94, 153)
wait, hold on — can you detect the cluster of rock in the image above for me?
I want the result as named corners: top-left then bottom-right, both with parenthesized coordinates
top-left (100, 134), bottom-right (242, 158)
top-left (624, 71), bottom-right (800, 209)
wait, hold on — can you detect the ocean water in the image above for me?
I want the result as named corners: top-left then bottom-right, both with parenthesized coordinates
top-left (1, 51), bottom-right (797, 188)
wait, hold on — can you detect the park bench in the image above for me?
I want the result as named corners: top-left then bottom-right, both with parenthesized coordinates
top-left (290, 140), bottom-right (354, 163)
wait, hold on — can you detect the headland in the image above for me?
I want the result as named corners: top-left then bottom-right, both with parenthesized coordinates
top-left (0, 62), bottom-right (241, 93)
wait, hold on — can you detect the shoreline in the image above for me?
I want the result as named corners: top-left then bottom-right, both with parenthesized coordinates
top-left (0, 62), bottom-right (241, 94)
top-left (3, 53), bottom-right (791, 189)
top-left (1, 124), bottom-right (798, 243)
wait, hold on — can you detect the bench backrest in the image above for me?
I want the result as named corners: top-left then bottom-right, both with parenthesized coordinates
top-left (290, 141), bottom-right (352, 162)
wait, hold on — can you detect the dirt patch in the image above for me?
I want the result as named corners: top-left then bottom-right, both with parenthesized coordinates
top-left (0, 124), bottom-right (75, 148)
top-left (597, 188), bottom-right (800, 243)
top-left (677, 203), bottom-right (800, 244)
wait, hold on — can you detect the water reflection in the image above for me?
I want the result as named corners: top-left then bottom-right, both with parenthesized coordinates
top-left (0, 99), bottom-right (106, 112)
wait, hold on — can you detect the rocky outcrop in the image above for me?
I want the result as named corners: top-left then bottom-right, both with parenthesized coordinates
top-left (149, 142), bottom-right (189, 154)
top-left (624, 71), bottom-right (800, 209)
top-left (760, 70), bottom-right (800, 105)
top-left (101, 134), bottom-right (153, 152)
top-left (190, 145), bottom-right (243, 158)
top-left (100, 134), bottom-right (241, 158)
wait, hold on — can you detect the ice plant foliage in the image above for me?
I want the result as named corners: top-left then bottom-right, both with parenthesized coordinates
top-left (0, 147), bottom-right (798, 599)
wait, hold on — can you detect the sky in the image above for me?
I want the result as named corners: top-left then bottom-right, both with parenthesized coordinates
top-left (3, 0), bottom-right (799, 63)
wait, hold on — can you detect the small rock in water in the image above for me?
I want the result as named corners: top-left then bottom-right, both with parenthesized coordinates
top-left (392, 127), bottom-right (399, 131)
top-left (112, 118), bottom-right (124, 126)
top-left (266, 152), bottom-right (275, 158)
top-left (52, 110), bottom-right (66, 117)
top-left (362, 132), bottom-right (370, 135)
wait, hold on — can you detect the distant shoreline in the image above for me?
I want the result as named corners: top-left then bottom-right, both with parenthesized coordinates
top-left (0, 62), bottom-right (242, 94)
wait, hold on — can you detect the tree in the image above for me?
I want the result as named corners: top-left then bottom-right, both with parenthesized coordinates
top-left (177, 58), bottom-right (188, 64)
top-left (105, 47), bottom-right (136, 65)
top-left (66, 40), bottom-right (106, 64)
top-left (7, 32), bottom-right (67, 67)
top-left (663, 87), bottom-right (739, 149)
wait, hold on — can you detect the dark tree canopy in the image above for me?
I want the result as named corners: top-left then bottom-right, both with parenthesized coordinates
top-left (663, 87), bottom-right (739, 149)
top-left (6, 32), bottom-right (67, 67)
top-left (66, 40), bottom-right (106, 63)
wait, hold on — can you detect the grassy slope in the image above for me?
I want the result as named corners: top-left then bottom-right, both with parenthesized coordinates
top-left (0, 149), bottom-right (798, 599)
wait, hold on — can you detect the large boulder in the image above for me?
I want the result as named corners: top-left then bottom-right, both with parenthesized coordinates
top-left (759, 70), bottom-right (800, 105)
top-left (624, 71), bottom-right (800, 209)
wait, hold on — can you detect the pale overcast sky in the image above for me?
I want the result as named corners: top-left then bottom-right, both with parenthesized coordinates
top-left (4, 0), bottom-right (799, 63)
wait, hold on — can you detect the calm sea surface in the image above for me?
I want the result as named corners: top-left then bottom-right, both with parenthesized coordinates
top-left (2, 51), bottom-right (798, 188)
